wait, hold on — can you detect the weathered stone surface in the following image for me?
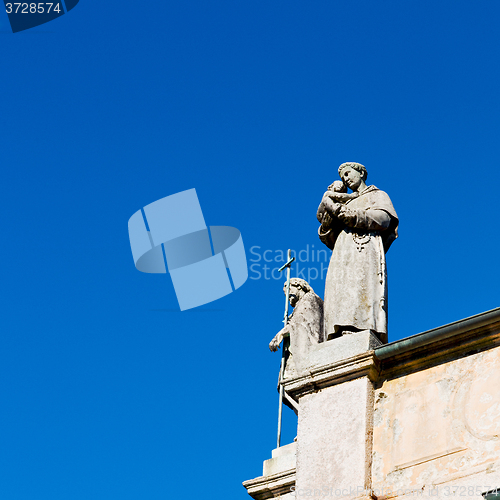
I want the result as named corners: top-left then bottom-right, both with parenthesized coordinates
top-left (372, 345), bottom-right (500, 496)
top-left (243, 444), bottom-right (297, 499)
top-left (283, 349), bottom-right (380, 400)
top-left (305, 330), bottom-right (382, 371)
top-left (295, 376), bottom-right (375, 496)
top-left (243, 468), bottom-right (296, 500)
top-left (317, 162), bottom-right (398, 342)
top-left (263, 442), bottom-right (297, 476)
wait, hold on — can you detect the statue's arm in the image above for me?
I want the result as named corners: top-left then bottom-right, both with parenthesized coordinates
top-left (338, 207), bottom-right (391, 231)
top-left (269, 326), bottom-right (289, 352)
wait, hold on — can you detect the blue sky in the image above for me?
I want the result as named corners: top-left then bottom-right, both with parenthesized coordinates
top-left (1, 1), bottom-right (499, 498)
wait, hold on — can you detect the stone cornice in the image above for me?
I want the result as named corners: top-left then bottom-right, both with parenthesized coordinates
top-left (242, 468), bottom-right (295, 500)
top-left (278, 309), bottom-right (500, 398)
top-left (375, 307), bottom-right (500, 380)
top-left (283, 350), bottom-right (380, 399)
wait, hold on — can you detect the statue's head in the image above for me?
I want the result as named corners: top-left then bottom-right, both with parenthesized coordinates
top-left (328, 180), bottom-right (347, 193)
top-left (284, 278), bottom-right (313, 307)
top-left (338, 162), bottom-right (367, 192)
top-left (338, 162), bottom-right (367, 181)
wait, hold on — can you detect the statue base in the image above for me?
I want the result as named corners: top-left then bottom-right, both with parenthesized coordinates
top-left (286, 330), bottom-right (382, 379)
top-left (279, 330), bottom-right (382, 498)
top-left (242, 442), bottom-right (296, 500)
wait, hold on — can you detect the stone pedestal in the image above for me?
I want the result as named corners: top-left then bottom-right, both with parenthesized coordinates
top-left (242, 442), bottom-right (296, 500)
top-left (285, 332), bottom-right (380, 499)
top-left (263, 442), bottom-right (297, 477)
top-left (244, 331), bottom-right (381, 500)
top-left (295, 376), bottom-right (374, 497)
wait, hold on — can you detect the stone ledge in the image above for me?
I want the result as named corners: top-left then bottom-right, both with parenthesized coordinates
top-left (305, 330), bottom-right (382, 371)
top-left (263, 442), bottom-right (296, 476)
top-left (283, 350), bottom-right (380, 399)
top-left (242, 468), bottom-right (295, 500)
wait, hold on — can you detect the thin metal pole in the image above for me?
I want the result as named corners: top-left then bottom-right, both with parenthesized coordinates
top-left (277, 249), bottom-right (294, 448)
top-left (283, 250), bottom-right (292, 325)
top-left (277, 353), bottom-right (285, 448)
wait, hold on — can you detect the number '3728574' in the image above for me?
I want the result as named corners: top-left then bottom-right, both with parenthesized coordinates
top-left (3, 0), bottom-right (79, 33)
top-left (6, 3), bottom-right (62, 14)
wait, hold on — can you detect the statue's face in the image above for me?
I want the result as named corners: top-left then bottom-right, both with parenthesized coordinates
top-left (340, 166), bottom-right (363, 191)
top-left (288, 284), bottom-right (301, 307)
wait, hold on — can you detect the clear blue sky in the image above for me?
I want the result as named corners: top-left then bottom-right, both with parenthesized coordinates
top-left (1, 1), bottom-right (499, 498)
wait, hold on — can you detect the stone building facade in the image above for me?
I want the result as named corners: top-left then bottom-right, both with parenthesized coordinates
top-left (244, 308), bottom-right (500, 500)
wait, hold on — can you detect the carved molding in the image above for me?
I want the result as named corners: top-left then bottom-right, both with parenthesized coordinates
top-left (283, 351), bottom-right (380, 399)
top-left (242, 468), bottom-right (295, 500)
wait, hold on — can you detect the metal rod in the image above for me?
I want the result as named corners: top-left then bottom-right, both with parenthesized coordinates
top-left (277, 352), bottom-right (285, 448)
top-left (277, 249), bottom-right (295, 448)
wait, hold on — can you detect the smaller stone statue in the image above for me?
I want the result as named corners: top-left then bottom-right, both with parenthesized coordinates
top-left (317, 180), bottom-right (359, 249)
top-left (269, 278), bottom-right (324, 377)
top-left (325, 180), bottom-right (359, 203)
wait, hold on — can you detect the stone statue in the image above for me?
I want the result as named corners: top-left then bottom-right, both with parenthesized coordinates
top-left (317, 162), bottom-right (399, 343)
top-left (269, 278), bottom-right (324, 377)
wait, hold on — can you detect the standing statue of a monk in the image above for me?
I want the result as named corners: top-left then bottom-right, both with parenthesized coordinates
top-left (317, 162), bottom-right (399, 343)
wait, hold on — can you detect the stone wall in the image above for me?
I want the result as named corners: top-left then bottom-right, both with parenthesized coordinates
top-left (244, 308), bottom-right (500, 500)
top-left (373, 346), bottom-right (500, 498)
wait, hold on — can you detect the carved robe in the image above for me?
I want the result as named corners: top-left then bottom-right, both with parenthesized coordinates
top-left (319, 186), bottom-right (398, 341)
top-left (284, 290), bottom-right (324, 378)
